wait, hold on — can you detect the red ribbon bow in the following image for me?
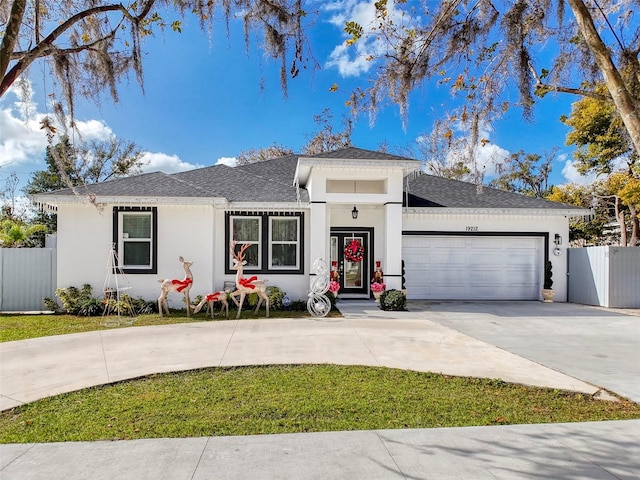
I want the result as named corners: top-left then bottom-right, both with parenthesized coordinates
top-left (239, 276), bottom-right (258, 289)
top-left (347, 240), bottom-right (361, 253)
top-left (172, 278), bottom-right (193, 292)
top-left (206, 292), bottom-right (223, 302)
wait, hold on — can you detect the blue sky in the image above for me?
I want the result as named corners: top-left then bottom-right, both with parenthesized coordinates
top-left (0, 1), bottom-right (593, 209)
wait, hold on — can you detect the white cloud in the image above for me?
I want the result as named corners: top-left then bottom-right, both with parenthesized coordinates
top-left (140, 152), bottom-right (203, 174)
top-left (0, 107), bottom-right (48, 169)
top-left (324, 1), bottom-right (411, 77)
top-left (74, 119), bottom-right (114, 142)
top-left (1, 79), bottom-right (202, 183)
top-left (561, 157), bottom-right (597, 185)
top-left (0, 82), bottom-right (113, 172)
top-left (0, 81), bottom-right (48, 169)
top-left (215, 157), bottom-right (237, 167)
top-left (474, 143), bottom-right (510, 178)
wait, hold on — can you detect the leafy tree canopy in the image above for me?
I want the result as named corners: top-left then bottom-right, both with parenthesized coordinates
top-left (301, 108), bottom-right (352, 155)
top-left (0, 217), bottom-right (47, 247)
top-left (236, 143), bottom-right (294, 166)
top-left (344, 1), bottom-right (640, 162)
top-left (546, 183), bottom-right (609, 245)
top-left (25, 135), bottom-right (144, 195)
top-left (561, 87), bottom-right (638, 176)
top-left (0, 0), bottom-right (315, 123)
top-left (489, 149), bottom-right (555, 198)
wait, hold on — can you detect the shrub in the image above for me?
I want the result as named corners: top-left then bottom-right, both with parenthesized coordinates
top-left (287, 299), bottom-right (307, 311)
top-left (544, 261), bottom-right (553, 290)
top-left (380, 289), bottom-right (407, 311)
top-left (266, 286), bottom-right (285, 310)
top-left (55, 284), bottom-right (96, 315)
top-left (127, 296), bottom-right (157, 315)
top-left (77, 298), bottom-right (104, 317)
top-left (43, 296), bottom-right (61, 312)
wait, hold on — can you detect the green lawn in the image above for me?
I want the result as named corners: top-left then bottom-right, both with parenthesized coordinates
top-left (2, 364), bottom-right (640, 443)
top-left (0, 309), bottom-right (336, 343)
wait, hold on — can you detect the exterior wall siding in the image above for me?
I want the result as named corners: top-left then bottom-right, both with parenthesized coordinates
top-left (0, 248), bottom-right (56, 312)
top-left (55, 203), bottom-right (313, 310)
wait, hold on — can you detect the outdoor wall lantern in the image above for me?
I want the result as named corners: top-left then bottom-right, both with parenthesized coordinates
top-left (553, 234), bottom-right (562, 256)
top-left (352, 206), bottom-right (359, 219)
top-left (554, 234), bottom-right (562, 246)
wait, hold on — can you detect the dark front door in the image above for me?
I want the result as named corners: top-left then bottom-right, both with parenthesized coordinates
top-left (330, 229), bottom-right (372, 296)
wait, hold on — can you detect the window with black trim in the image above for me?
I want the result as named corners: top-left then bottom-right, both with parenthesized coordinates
top-left (226, 212), bottom-right (303, 274)
top-left (113, 207), bottom-right (158, 274)
top-left (269, 216), bottom-right (300, 269)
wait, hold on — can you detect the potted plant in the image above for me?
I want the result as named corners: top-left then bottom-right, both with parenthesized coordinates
top-left (371, 281), bottom-right (386, 302)
top-left (542, 261), bottom-right (555, 302)
top-left (329, 280), bottom-right (340, 299)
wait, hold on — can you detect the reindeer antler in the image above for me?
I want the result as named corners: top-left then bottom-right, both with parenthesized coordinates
top-left (230, 241), bottom-right (251, 262)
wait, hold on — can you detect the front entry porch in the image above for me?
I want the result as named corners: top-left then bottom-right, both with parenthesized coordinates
top-left (330, 228), bottom-right (374, 298)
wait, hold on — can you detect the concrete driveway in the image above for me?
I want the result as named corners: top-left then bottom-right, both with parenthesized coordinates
top-left (2, 301), bottom-right (640, 480)
top-left (339, 300), bottom-right (640, 402)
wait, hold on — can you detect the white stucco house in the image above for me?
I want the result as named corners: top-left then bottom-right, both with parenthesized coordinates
top-left (31, 147), bottom-right (588, 308)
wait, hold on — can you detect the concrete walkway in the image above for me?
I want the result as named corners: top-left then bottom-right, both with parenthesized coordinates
top-left (1, 301), bottom-right (639, 479)
top-left (2, 421), bottom-right (639, 479)
top-left (0, 310), bottom-right (603, 410)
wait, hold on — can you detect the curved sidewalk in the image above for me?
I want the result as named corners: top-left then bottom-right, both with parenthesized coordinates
top-left (0, 316), bottom-right (602, 411)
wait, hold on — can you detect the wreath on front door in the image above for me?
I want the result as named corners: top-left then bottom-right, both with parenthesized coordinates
top-left (344, 239), bottom-right (365, 263)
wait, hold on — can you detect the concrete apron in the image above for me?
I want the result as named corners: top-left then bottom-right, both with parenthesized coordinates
top-left (0, 315), bottom-right (601, 411)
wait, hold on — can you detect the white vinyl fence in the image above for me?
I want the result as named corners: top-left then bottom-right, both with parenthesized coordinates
top-left (568, 246), bottom-right (640, 308)
top-left (0, 248), bottom-right (57, 312)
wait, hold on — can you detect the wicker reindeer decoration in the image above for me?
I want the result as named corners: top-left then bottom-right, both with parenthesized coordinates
top-left (192, 290), bottom-right (229, 319)
top-left (229, 241), bottom-right (269, 319)
top-left (158, 256), bottom-right (194, 317)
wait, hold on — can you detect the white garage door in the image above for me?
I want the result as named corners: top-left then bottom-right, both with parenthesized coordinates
top-left (402, 235), bottom-right (542, 300)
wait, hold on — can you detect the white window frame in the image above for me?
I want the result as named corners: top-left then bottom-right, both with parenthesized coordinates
top-left (230, 215), bottom-right (262, 270)
top-left (118, 211), bottom-right (153, 269)
top-left (269, 216), bottom-right (300, 270)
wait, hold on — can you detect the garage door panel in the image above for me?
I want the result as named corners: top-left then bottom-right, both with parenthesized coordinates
top-left (402, 235), bottom-right (542, 300)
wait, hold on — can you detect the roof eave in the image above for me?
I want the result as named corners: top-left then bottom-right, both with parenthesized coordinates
top-left (404, 207), bottom-right (592, 219)
top-left (30, 194), bottom-right (230, 211)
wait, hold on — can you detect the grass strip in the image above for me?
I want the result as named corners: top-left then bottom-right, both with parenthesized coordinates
top-left (0, 310), bottom-right (336, 343)
top-left (2, 365), bottom-right (640, 443)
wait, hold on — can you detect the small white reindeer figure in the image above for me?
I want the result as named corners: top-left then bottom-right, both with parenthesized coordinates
top-left (158, 256), bottom-right (194, 317)
top-left (229, 241), bottom-right (269, 319)
top-left (192, 290), bottom-right (229, 319)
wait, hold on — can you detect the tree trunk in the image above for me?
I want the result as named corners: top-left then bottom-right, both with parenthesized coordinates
top-left (629, 205), bottom-right (639, 246)
top-left (614, 196), bottom-right (628, 246)
top-left (0, 0), bottom-right (27, 82)
top-left (566, 0), bottom-right (640, 155)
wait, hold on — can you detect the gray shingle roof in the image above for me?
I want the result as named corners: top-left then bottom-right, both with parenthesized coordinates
top-left (34, 156), bottom-right (307, 203)
top-left (39, 172), bottom-right (212, 197)
top-left (405, 173), bottom-right (583, 210)
top-left (31, 148), bottom-right (579, 211)
top-left (173, 155), bottom-right (306, 202)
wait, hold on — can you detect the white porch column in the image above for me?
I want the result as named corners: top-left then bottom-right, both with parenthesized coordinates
top-left (384, 202), bottom-right (403, 290)
top-left (309, 202), bottom-right (329, 271)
